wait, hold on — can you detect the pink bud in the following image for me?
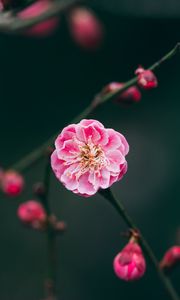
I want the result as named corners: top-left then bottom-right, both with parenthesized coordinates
top-left (1, 170), bottom-right (24, 196)
top-left (103, 82), bottom-right (141, 103)
top-left (160, 246), bottom-right (180, 271)
top-left (17, 200), bottom-right (46, 227)
top-left (113, 241), bottom-right (146, 281)
top-left (68, 7), bottom-right (103, 49)
top-left (135, 67), bottom-right (158, 90)
top-left (18, 0), bottom-right (59, 37)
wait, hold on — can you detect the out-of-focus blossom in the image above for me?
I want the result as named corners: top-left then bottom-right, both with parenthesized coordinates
top-left (1, 170), bottom-right (24, 196)
top-left (18, 0), bottom-right (59, 37)
top-left (160, 246), bottom-right (180, 271)
top-left (68, 7), bottom-right (104, 49)
top-left (51, 119), bottom-right (129, 197)
top-left (17, 200), bottom-right (46, 227)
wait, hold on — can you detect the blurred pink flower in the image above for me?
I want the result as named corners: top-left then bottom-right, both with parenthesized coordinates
top-left (68, 7), bottom-right (104, 49)
top-left (113, 240), bottom-right (146, 281)
top-left (51, 119), bottom-right (129, 197)
top-left (1, 170), bottom-right (24, 196)
top-left (18, 0), bottom-right (59, 37)
top-left (103, 82), bottom-right (141, 103)
top-left (160, 246), bottom-right (180, 271)
top-left (135, 66), bottom-right (158, 89)
top-left (17, 200), bottom-right (46, 226)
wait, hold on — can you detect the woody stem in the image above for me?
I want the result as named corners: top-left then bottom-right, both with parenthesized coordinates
top-left (10, 43), bottom-right (180, 173)
top-left (99, 188), bottom-right (179, 300)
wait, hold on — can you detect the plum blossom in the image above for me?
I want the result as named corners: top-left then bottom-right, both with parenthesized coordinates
top-left (18, 0), bottom-right (59, 37)
top-left (68, 7), bottom-right (103, 49)
top-left (51, 119), bottom-right (129, 197)
top-left (17, 200), bottom-right (46, 227)
top-left (113, 240), bottom-right (146, 281)
top-left (1, 170), bottom-right (24, 196)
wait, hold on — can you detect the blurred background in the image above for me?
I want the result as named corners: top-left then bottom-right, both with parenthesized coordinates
top-left (0, 0), bottom-right (180, 299)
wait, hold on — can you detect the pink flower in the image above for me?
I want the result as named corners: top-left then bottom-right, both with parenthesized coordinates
top-left (160, 246), bottom-right (180, 271)
top-left (17, 200), bottom-right (46, 226)
top-left (135, 66), bottom-right (158, 89)
top-left (18, 0), bottom-right (59, 37)
top-left (1, 170), bottom-right (24, 196)
top-left (51, 119), bottom-right (129, 197)
top-left (68, 7), bottom-right (104, 49)
top-left (113, 240), bottom-right (146, 281)
top-left (103, 82), bottom-right (141, 103)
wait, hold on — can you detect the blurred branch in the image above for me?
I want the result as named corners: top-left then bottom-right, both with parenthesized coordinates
top-left (0, 0), bottom-right (83, 33)
top-left (100, 188), bottom-right (180, 300)
top-left (10, 43), bottom-right (180, 172)
top-left (40, 155), bottom-right (57, 300)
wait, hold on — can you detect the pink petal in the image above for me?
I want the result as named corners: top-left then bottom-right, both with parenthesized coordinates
top-left (57, 139), bottom-right (79, 161)
top-left (79, 119), bottom-right (104, 128)
top-left (103, 129), bottom-right (122, 151)
top-left (61, 164), bottom-right (79, 190)
top-left (117, 132), bottom-right (129, 156)
top-left (106, 150), bottom-right (125, 173)
top-left (51, 150), bottom-right (67, 180)
top-left (55, 124), bottom-right (76, 150)
top-left (99, 168), bottom-right (110, 189)
top-left (78, 172), bottom-right (97, 195)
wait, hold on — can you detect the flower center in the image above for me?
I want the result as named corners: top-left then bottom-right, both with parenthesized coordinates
top-left (78, 141), bottom-right (108, 176)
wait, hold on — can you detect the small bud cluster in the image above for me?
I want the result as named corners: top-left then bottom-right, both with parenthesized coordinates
top-left (102, 67), bottom-right (158, 105)
top-left (102, 82), bottom-right (141, 104)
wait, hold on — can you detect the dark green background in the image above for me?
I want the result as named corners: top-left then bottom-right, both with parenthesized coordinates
top-left (0, 2), bottom-right (180, 299)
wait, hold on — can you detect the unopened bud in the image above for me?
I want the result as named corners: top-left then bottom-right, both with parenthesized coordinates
top-left (102, 82), bottom-right (141, 103)
top-left (1, 170), bottom-right (24, 197)
top-left (113, 239), bottom-right (146, 281)
top-left (160, 246), bottom-right (180, 272)
top-left (135, 66), bottom-right (158, 89)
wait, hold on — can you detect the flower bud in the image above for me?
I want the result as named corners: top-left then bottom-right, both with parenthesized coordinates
top-left (135, 67), bottom-right (158, 89)
top-left (160, 246), bottom-right (180, 271)
top-left (18, 0), bottom-right (59, 37)
top-left (113, 240), bottom-right (146, 281)
top-left (17, 200), bottom-right (46, 228)
top-left (1, 170), bottom-right (24, 196)
top-left (102, 82), bottom-right (141, 103)
top-left (68, 7), bottom-right (103, 49)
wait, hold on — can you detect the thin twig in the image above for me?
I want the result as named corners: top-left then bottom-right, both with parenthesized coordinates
top-left (99, 188), bottom-right (179, 300)
top-left (41, 156), bottom-right (57, 300)
top-left (9, 43), bottom-right (180, 173)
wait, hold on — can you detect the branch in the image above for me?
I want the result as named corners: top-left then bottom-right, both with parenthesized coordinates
top-left (99, 188), bottom-right (179, 300)
top-left (0, 0), bottom-right (82, 33)
top-left (9, 43), bottom-right (180, 172)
